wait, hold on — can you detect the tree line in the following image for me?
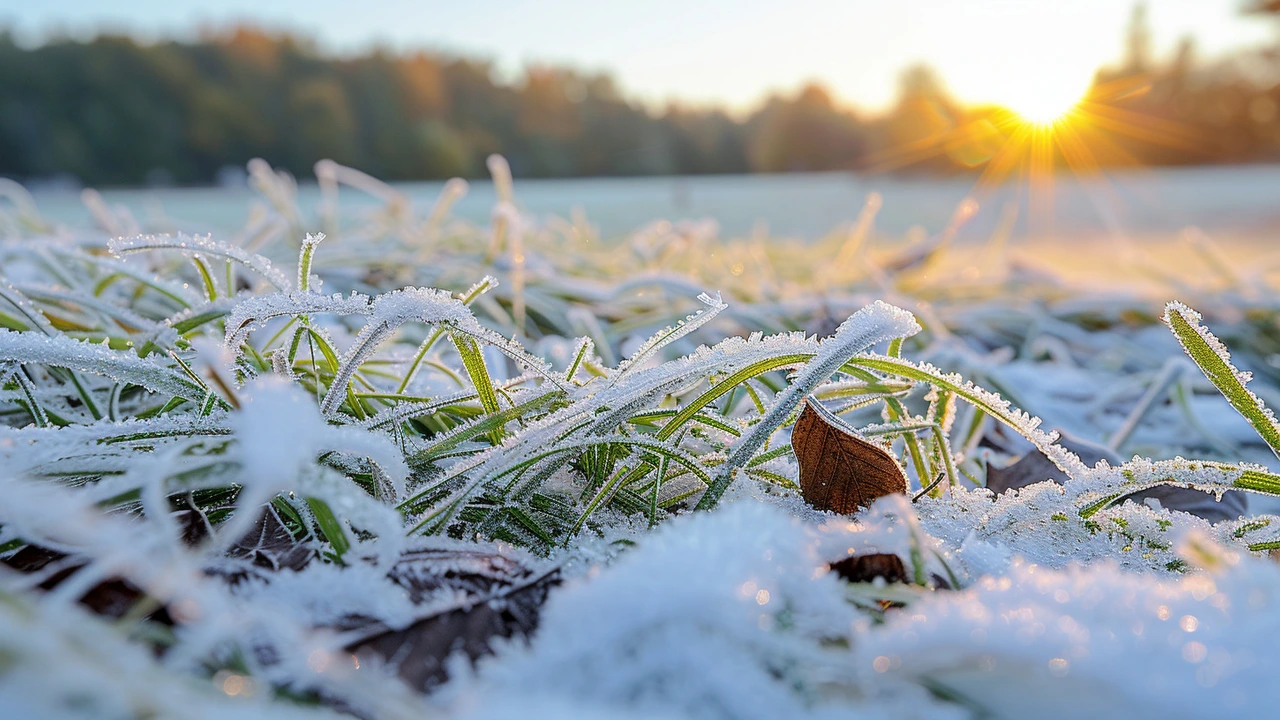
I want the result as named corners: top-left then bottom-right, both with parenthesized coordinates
top-left (0, 16), bottom-right (1277, 187)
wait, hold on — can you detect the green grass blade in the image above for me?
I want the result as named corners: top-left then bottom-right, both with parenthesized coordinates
top-left (306, 497), bottom-right (350, 560)
top-left (451, 334), bottom-right (503, 443)
top-left (1164, 302), bottom-right (1280, 459)
top-left (656, 353), bottom-right (812, 440)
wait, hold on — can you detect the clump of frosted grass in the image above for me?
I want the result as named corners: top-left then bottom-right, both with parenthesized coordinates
top-left (4, 157), bottom-right (1280, 717)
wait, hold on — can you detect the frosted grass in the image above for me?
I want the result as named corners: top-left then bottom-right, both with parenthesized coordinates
top-left (4, 157), bottom-right (1280, 718)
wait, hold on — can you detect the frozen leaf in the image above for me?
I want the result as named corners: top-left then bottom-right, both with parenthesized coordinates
top-left (3, 544), bottom-right (171, 621)
top-left (344, 550), bottom-right (559, 691)
top-left (224, 506), bottom-right (316, 573)
top-left (792, 397), bottom-right (908, 514)
top-left (829, 553), bottom-right (909, 584)
top-left (986, 430), bottom-right (1121, 494)
top-left (987, 430), bottom-right (1248, 521)
top-left (698, 300), bottom-right (921, 509)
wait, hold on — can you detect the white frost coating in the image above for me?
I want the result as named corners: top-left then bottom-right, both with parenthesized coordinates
top-left (454, 499), bottom-right (1280, 719)
top-left (357, 387), bottom-right (481, 431)
top-left (0, 282), bottom-right (58, 335)
top-left (403, 331), bottom-right (827, 523)
top-left (14, 284), bottom-right (161, 334)
top-left (297, 231), bottom-right (326, 293)
top-left (235, 561), bottom-right (420, 632)
top-left (912, 453), bottom-right (1276, 574)
top-left (702, 300), bottom-right (922, 502)
top-left (1164, 301), bottom-right (1280, 457)
top-left (425, 433), bottom-right (713, 532)
top-left (855, 549), bottom-right (1280, 717)
top-left (460, 274), bottom-right (500, 303)
top-left (164, 295), bottom-right (239, 330)
top-left (816, 494), bottom-right (961, 582)
top-left (411, 302), bottom-right (921, 528)
top-left (0, 416), bottom-right (236, 499)
top-left (12, 174), bottom-right (1280, 718)
top-left (215, 377), bottom-right (412, 552)
top-left (0, 475), bottom-right (424, 720)
top-left (610, 291), bottom-right (727, 381)
top-left (915, 483), bottom-right (1194, 572)
top-left (854, 352), bottom-right (1087, 478)
top-left (318, 286), bottom-right (565, 417)
top-left (0, 413), bottom-right (229, 449)
top-left (0, 579), bottom-right (345, 720)
top-left (0, 328), bottom-right (205, 402)
top-left (232, 377), bottom-right (409, 509)
top-left (1165, 302), bottom-right (1250, 381)
top-left (224, 290), bottom-right (373, 348)
top-left (57, 246), bottom-right (201, 306)
top-left (451, 502), bottom-right (962, 720)
top-left (458, 502), bottom-right (955, 719)
top-left (1073, 456), bottom-right (1264, 506)
top-left (110, 233), bottom-right (293, 291)
top-left (318, 287), bottom-right (464, 416)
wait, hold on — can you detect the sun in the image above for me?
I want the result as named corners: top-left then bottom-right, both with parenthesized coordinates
top-left (862, 61), bottom-right (1207, 237)
top-left (1009, 93), bottom-right (1082, 125)
top-left (1000, 77), bottom-right (1092, 126)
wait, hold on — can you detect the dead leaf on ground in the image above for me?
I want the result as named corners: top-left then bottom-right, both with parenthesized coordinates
top-left (4, 544), bottom-right (171, 621)
top-left (1, 506), bottom-right (311, 622)
top-left (3, 510), bottom-right (558, 701)
top-left (792, 397), bottom-right (909, 514)
top-left (829, 553), bottom-right (908, 584)
top-left (985, 427), bottom-right (1247, 522)
top-left (342, 548), bottom-right (559, 692)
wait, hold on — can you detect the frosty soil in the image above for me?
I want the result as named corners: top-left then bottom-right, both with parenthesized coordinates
top-left (2, 159), bottom-right (1280, 719)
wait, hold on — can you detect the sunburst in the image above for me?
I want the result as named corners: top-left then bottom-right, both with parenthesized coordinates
top-left (864, 74), bottom-right (1214, 237)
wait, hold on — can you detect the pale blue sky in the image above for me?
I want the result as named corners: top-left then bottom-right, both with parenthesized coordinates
top-left (3, 1), bottom-right (1276, 112)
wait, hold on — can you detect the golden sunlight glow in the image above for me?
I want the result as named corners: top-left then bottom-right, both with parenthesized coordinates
top-left (862, 63), bottom-right (1207, 238)
top-left (976, 60), bottom-right (1096, 126)
top-left (1002, 82), bottom-right (1089, 125)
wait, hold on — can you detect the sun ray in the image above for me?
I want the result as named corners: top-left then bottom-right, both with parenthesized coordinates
top-left (1074, 101), bottom-right (1211, 156)
top-left (972, 121), bottom-right (1034, 195)
top-left (862, 73), bottom-right (1215, 245)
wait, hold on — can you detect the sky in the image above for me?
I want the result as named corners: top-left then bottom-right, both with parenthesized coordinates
top-left (3, 1), bottom-right (1276, 113)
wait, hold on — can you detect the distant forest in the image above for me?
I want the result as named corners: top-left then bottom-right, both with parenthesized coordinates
top-left (1, 9), bottom-right (1278, 186)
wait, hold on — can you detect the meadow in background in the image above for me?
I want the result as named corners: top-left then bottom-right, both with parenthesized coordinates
top-left (1, 4), bottom-right (1279, 187)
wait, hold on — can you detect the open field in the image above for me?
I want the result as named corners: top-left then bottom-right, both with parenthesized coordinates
top-left (4, 159), bottom-right (1280, 718)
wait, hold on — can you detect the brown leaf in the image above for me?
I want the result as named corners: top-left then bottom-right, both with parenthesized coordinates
top-left (792, 397), bottom-right (908, 514)
top-left (343, 549), bottom-right (559, 692)
top-left (985, 428), bottom-right (1247, 522)
top-left (829, 552), bottom-right (952, 593)
top-left (829, 553), bottom-right (908, 584)
top-left (3, 545), bottom-right (173, 622)
top-left (225, 506), bottom-right (316, 573)
top-left (3, 506), bottom-right (313, 623)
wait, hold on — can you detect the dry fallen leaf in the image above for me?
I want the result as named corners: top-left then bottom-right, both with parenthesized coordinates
top-left (829, 553), bottom-right (908, 584)
top-left (984, 427), bottom-right (1246, 521)
top-left (343, 548), bottom-right (559, 691)
top-left (792, 396), bottom-right (908, 514)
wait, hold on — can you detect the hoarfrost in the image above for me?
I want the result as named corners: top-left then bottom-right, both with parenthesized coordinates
top-left (455, 502), bottom-right (963, 720)
top-left (110, 233), bottom-right (292, 291)
top-left (233, 376), bottom-right (409, 504)
top-left (0, 328), bottom-right (206, 402)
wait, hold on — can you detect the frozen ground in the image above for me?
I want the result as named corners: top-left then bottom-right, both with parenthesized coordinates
top-left (3, 159), bottom-right (1280, 719)
top-left (23, 163), bottom-right (1280, 240)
